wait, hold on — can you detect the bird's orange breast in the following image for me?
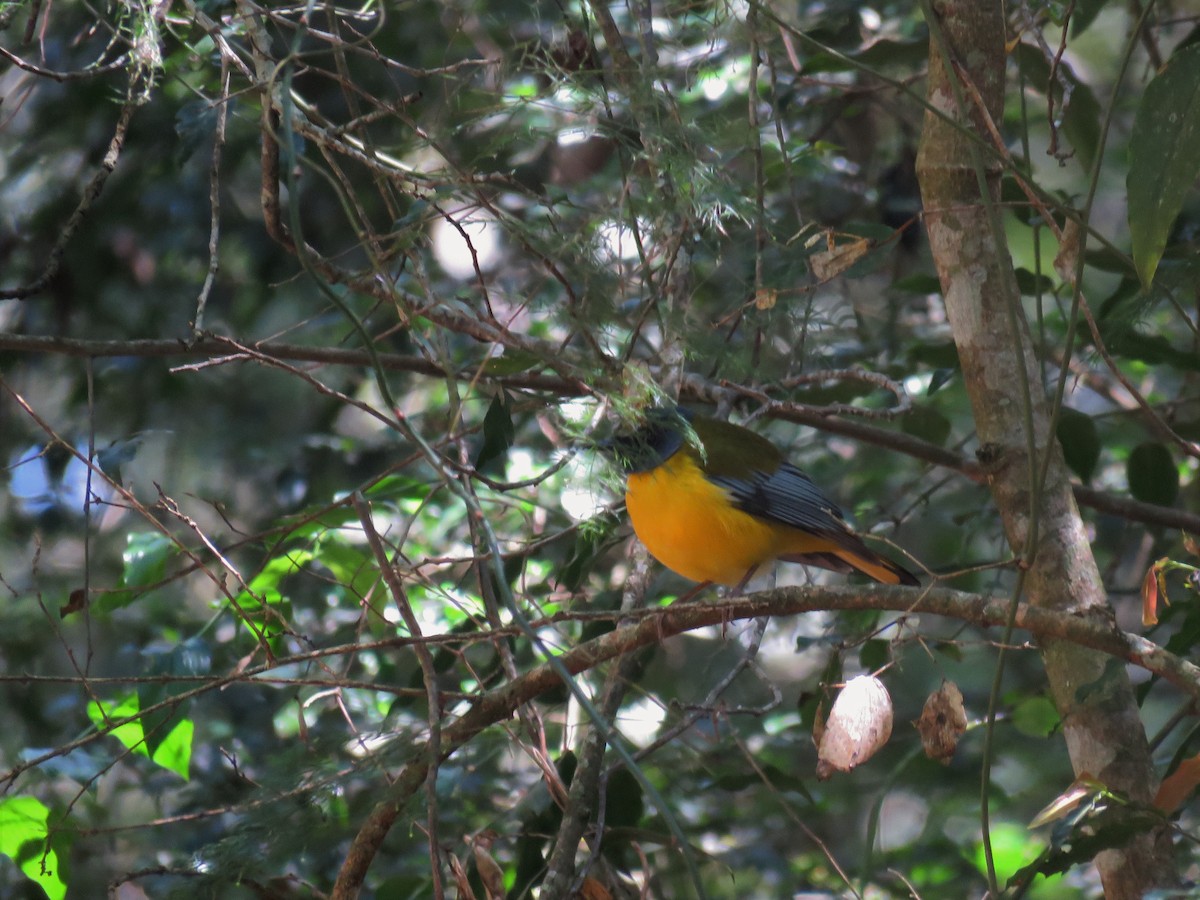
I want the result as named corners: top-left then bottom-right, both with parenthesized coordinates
top-left (625, 451), bottom-right (786, 585)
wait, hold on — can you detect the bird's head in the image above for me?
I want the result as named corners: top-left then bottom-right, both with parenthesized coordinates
top-left (600, 406), bottom-right (694, 473)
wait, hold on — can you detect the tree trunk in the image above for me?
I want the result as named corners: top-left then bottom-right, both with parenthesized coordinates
top-left (915, 2), bottom-right (1174, 895)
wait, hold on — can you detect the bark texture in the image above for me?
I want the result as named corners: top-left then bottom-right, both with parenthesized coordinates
top-left (915, 2), bottom-right (1174, 895)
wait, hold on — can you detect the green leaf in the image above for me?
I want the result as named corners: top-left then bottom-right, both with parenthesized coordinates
top-left (1084, 244), bottom-right (1138, 276)
top-left (482, 350), bottom-right (542, 376)
top-left (1014, 267), bottom-right (1055, 297)
top-left (87, 694), bottom-right (193, 780)
top-left (363, 474), bottom-right (441, 503)
top-left (102, 531), bottom-right (175, 610)
top-left (123, 532), bottom-right (173, 586)
top-left (150, 718), bottom-right (194, 780)
top-left (87, 694), bottom-right (142, 747)
top-left (1096, 276), bottom-right (1144, 320)
top-left (858, 638), bottom-right (890, 672)
top-left (604, 767), bottom-right (645, 829)
top-left (392, 198), bottom-right (430, 230)
top-left (908, 340), bottom-right (960, 370)
top-left (1100, 327), bottom-right (1200, 372)
top-left (557, 751), bottom-right (578, 787)
top-left (312, 536), bottom-right (377, 604)
top-left (802, 37), bottom-right (929, 74)
top-left (1127, 442), bottom-right (1179, 506)
top-left (976, 823), bottom-right (1060, 891)
top-left (1012, 695), bottom-right (1059, 738)
top-left (893, 273), bottom-right (942, 294)
top-left (1062, 70), bottom-right (1103, 173)
top-left (1070, 0), bottom-right (1109, 36)
top-left (1055, 407), bottom-right (1100, 483)
top-left (138, 638), bottom-right (209, 762)
top-left (1128, 44), bottom-right (1200, 286)
top-left (95, 435), bottom-right (144, 480)
top-left (935, 642), bottom-right (964, 662)
top-left (927, 368), bottom-right (957, 395)
top-left (0, 797), bottom-right (66, 900)
top-left (1014, 44), bottom-right (1103, 170)
top-left (1164, 601), bottom-right (1200, 657)
top-left (901, 405), bottom-right (952, 446)
top-left (229, 550), bottom-right (310, 648)
top-left (475, 392), bottom-right (515, 474)
top-left (239, 549), bottom-right (315, 607)
top-left (174, 99), bottom-right (218, 167)
top-left (559, 521), bottom-right (618, 592)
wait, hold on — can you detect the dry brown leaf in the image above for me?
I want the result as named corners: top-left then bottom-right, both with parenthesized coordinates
top-left (809, 236), bottom-right (872, 283)
top-left (448, 853), bottom-right (477, 900)
top-left (1154, 753), bottom-right (1200, 813)
top-left (60, 588), bottom-right (88, 617)
top-left (916, 681), bottom-right (967, 764)
top-left (470, 829), bottom-right (505, 900)
top-left (1142, 558), bottom-right (1168, 626)
top-left (811, 695), bottom-right (827, 752)
top-left (576, 875), bottom-right (614, 899)
top-left (1053, 218), bottom-right (1082, 286)
top-left (754, 287), bottom-right (777, 311)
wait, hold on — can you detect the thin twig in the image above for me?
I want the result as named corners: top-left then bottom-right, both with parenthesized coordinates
top-left (192, 65), bottom-right (232, 335)
top-left (354, 495), bottom-right (445, 900)
top-left (0, 45), bottom-right (128, 81)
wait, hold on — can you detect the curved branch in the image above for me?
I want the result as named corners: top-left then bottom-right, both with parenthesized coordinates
top-left (330, 583), bottom-right (1200, 898)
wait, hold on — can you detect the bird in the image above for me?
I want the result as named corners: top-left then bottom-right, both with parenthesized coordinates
top-left (604, 406), bottom-right (918, 588)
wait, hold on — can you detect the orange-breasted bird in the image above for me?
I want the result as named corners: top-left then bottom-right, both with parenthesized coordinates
top-left (605, 407), bottom-right (918, 588)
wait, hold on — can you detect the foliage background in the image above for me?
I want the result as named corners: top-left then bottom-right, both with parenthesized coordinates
top-left (2, 1), bottom-right (1200, 897)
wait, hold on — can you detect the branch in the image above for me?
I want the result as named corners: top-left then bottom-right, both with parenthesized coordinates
top-left (0, 45), bottom-right (129, 81)
top-left (0, 333), bottom-right (587, 393)
top-left (3, 333), bottom-right (1197, 535)
top-left (330, 582), bottom-right (1200, 897)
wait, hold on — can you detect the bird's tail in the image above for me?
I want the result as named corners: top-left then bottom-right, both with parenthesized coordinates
top-left (780, 534), bottom-right (918, 586)
top-left (836, 548), bottom-right (919, 585)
